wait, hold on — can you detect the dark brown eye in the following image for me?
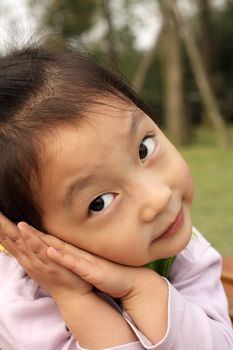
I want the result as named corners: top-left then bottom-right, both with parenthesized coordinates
top-left (89, 197), bottom-right (104, 212)
top-left (139, 136), bottom-right (155, 160)
top-left (89, 193), bottom-right (114, 214)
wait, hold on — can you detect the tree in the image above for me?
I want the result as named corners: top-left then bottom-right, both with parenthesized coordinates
top-left (199, 0), bottom-right (214, 76)
top-left (132, 26), bottom-right (162, 93)
top-left (157, 0), bottom-right (190, 146)
top-left (29, 0), bottom-right (99, 43)
top-left (171, 0), bottom-right (229, 147)
top-left (209, 0), bottom-right (233, 122)
top-left (198, 0), bottom-right (215, 125)
top-left (101, 0), bottom-right (119, 71)
top-left (27, 0), bottom-right (231, 147)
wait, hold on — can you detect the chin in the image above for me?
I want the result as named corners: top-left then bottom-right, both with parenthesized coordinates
top-left (172, 223), bottom-right (192, 255)
top-left (156, 221), bottom-right (193, 259)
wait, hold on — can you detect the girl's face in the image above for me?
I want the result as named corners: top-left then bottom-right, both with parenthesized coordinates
top-left (40, 100), bottom-right (194, 266)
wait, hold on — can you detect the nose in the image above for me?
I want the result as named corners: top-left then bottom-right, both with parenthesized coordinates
top-left (136, 175), bottom-right (172, 223)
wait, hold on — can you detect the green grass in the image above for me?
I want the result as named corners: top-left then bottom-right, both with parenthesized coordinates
top-left (180, 127), bottom-right (233, 256)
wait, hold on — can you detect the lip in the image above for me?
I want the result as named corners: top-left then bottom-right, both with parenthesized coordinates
top-left (157, 208), bottom-right (184, 240)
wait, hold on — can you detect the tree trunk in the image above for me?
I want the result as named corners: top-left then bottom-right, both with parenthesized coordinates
top-left (199, 0), bottom-right (214, 77)
top-left (158, 0), bottom-right (190, 146)
top-left (132, 26), bottom-right (163, 93)
top-left (198, 0), bottom-right (215, 126)
top-left (171, 0), bottom-right (230, 147)
top-left (102, 0), bottom-right (119, 71)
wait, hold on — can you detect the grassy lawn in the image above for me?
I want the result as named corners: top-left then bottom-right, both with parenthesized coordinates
top-left (180, 127), bottom-right (233, 256)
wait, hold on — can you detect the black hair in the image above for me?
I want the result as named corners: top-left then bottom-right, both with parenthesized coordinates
top-left (0, 43), bottom-right (153, 230)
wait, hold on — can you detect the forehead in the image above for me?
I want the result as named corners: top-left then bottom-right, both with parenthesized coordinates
top-left (46, 98), bottom-right (140, 153)
top-left (39, 100), bottom-right (145, 189)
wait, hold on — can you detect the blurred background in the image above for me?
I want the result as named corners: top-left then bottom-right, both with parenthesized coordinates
top-left (0, 0), bottom-right (233, 255)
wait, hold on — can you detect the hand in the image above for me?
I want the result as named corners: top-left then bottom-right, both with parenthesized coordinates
top-left (0, 215), bottom-right (139, 348)
top-left (0, 213), bottom-right (168, 343)
top-left (43, 232), bottom-right (160, 299)
top-left (0, 214), bottom-right (92, 300)
top-left (42, 232), bottom-right (169, 343)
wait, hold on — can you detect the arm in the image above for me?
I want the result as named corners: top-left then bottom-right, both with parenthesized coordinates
top-left (118, 234), bottom-right (233, 349)
top-left (160, 230), bottom-right (233, 350)
top-left (55, 291), bottom-right (138, 350)
top-left (0, 257), bottom-right (78, 350)
top-left (42, 229), bottom-right (233, 350)
top-left (0, 215), bottom-right (139, 350)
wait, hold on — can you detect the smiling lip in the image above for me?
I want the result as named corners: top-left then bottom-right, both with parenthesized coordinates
top-left (158, 208), bottom-right (184, 240)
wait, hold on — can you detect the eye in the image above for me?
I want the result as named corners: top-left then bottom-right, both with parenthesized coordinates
top-left (139, 136), bottom-right (156, 161)
top-left (89, 193), bottom-right (114, 215)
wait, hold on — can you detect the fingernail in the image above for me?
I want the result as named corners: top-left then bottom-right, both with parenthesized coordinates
top-left (17, 222), bottom-right (29, 232)
top-left (47, 246), bottom-right (60, 258)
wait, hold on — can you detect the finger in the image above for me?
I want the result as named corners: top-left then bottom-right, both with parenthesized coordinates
top-left (18, 222), bottom-right (50, 264)
top-left (43, 232), bottom-right (93, 259)
top-left (0, 213), bottom-right (27, 255)
top-left (47, 247), bottom-right (95, 276)
top-left (48, 246), bottom-right (135, 298)
top-left (60, 241), bottom-right (91, 257)
top-left (40, 234), bottom-right (67, 252)
top-left (21, 223), bottom-right (69, 253)
top-left (17, 222), bottom-right (48, 241)
top-left (18, 223), bottom-right (78, 272)
top-left (47, 247), bottom-right (115, 292)
top-left (0, 213), bottom-right (21, 243)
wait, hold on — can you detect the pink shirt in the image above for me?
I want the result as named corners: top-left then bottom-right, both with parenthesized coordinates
top-left (0, 228), bottom-right (232, 350)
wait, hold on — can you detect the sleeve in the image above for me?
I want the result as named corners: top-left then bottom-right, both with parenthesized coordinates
top-left (122, 230), bottom-right (233, 350)
top-left (0, 253), bottom-right (77, 350)
top-left (76, 341), bottom-right (144, 350)
top-left (0, 287), bottom-right (146, 350)
top-left (0, 295), bottom-right (78, 350)
top-left (0, 255), bottom-right (144, 350)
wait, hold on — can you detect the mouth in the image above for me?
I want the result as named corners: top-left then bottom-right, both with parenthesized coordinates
top-left (157, 207), bottom-right (184, 240)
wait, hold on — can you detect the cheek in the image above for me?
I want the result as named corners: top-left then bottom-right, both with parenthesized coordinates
top-left (179, 161), bottom-right (194, 203)
top-left (166, 146), bottom-right (194, 203)
top-left (187, 171), bottom-right (195, 202)
top-left (100, 246), bottom-right (147, 266)
top-left (87, 228), bottom-right (145, 266)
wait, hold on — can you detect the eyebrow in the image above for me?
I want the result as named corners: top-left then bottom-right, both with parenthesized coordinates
top-left (64, 110), bottom-right (144, 207)
top-left (129, 110), bottom-right (144, 138)
top-left (64, 174), bottom-right (95, 207)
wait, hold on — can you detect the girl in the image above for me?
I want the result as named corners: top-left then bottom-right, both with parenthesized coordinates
top-left (0, 45), bottom-right (232, 350)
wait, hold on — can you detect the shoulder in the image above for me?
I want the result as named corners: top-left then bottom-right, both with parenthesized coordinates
top-left (178, 227), bottom-right (213, 262)
top-left (0, 254), bottom-right (78, 349)
top-left (169, 227), bottom-right (222, 284)
top-left (0, 252), bottom-right (25, 289)
top-left (0, 253), bottom-right (48, 305)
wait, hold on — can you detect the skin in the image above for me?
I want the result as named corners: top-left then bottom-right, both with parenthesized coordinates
top-left (39, 99), bottom-right (194, 266)
top-left (0, 98), bottom-right (194, 348)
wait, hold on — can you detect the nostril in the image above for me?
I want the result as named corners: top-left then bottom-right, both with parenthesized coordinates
top-left (141, 207), bottom-right (158, 223)
top-left (139, 186), bottom-right (172, 223)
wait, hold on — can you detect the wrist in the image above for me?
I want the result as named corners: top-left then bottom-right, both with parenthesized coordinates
top-left (121, 269), bottom-right (168, 343)
top-left (51, 284), bottom-right (93, 304)
top-left (122, 268), bottom-right (161, 305)
top-left (55, 291), bottom-right (137, 349)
